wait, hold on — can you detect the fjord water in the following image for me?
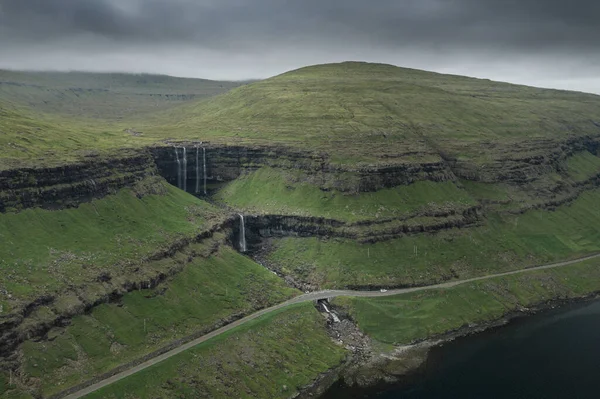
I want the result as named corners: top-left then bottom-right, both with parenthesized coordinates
top-left (324, 299), bottom-right (600, 399)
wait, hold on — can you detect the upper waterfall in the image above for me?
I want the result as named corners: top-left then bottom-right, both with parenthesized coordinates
top-left (203, 147), bottom-right (207, 195)
top-left (174, 147), bottom-right (182, 189)
top-left (182, 147), bottom-right (188, 192)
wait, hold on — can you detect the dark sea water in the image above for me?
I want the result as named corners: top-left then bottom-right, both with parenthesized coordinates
top-left (323, 299), bottom-right (600, 399)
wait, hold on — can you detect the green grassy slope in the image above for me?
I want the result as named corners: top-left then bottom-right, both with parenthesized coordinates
top-left (334, 257), bottom-right (600, 344)
top-left (84, 304), bottom-right (345, 399)
top-left (0, 103), bottom-right (137, 170)
top-left (0, 70), bottom-right (244, 169)
top-left (267, 189), bottom-right (600, 288)
top-left (0, 177), bottom-right (225, 311)
top-left (565, 151), bottom-right (600, 182)
top-left (215, 167), bottom-right (475, 222)
top-left (140, 62), bottom-right (600, 164)
top-left (0, 70), bottom-right (245, 119)
top-left (3, 62), bottom-right (599, 168)
top-left (17, 247), bottom-right (297, 397)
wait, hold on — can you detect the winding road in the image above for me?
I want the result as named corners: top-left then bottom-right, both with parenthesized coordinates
top-left (62, 253), bottom-right (600, 398)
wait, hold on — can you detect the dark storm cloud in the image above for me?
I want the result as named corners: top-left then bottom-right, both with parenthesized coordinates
top-left (1, 0), bottom-right (599, 51)
top-left (0, 0), bottom-right (599, 93)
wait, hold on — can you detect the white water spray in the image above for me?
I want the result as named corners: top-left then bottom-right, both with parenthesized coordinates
top-left (195, 147), bottom-right (200, 194)
top-left (182, 147), bottom-right (188, 192)
top-left (239, 214), bottom-right (247, 253)
top-left (174, 147), bottom-right (182, 189)
top-left (321, 302), bottom-right (340, 323)
top-left (203, 147), bottom-right (207, 195)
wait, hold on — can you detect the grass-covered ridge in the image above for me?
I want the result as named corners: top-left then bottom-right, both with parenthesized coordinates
top-left (267, 189), bottom-right (600, 288)
top-left (334, 257), bottom-right (600, 345)
top-left (140, 62), bottom-right (600, 164)
top-left (0, 177), bottom-right (225, 311)
top-left (17, 247), bottom-right (297, 397)
top-left (3, 62), bottom-right (600, 169)
top-left (215, 167), bottom-right (475, 222)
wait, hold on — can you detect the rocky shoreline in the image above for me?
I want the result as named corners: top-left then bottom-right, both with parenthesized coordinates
top-left (298, 292), bottom-right (600, 398)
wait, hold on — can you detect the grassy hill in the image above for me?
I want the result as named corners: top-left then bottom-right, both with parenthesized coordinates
top-left (3, 62), bottom-right (600, 168)
top-left (141, 62), bottom-right (600, 163)
top-left (3, 62), bottom-right (600, 398)
top-left (0, 70), bottom-right (246, 120)
top-left (0, 70), bottom-right (245, 169)
top-left (85, 303), bottom-right (345, 399)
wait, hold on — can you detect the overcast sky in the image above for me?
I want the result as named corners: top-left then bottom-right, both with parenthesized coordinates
top-left (1, 0), bottom-right (599, 94)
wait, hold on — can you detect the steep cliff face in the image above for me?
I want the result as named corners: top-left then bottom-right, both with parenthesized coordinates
top-left (150, 143), bottom-right (456, 195)
top-left (237, 206), bottom-right (482, 252)
top-left (149, 135), bottom-right (600, 206)
top-left (0, 150), bottom-right (157, 212)
top-left (446, 135), bottom-right (600, 183)
top-left (3, 135), bottom-right (600, 215)
top-left (2, 135), bottom-right (600, 374)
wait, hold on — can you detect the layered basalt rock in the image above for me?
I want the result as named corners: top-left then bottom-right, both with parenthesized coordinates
top-left (0, 217), bottom-right (234, 372)
top-left (444, 135), bottom-right (600, 184)
top-left (9, 135), bottom-right (598, 213)
top-left (150, 142), bottom-right (456, 194)
top-left (151, 144), bottom-right (325, 192)
top-left (2, 135), bottom-right (600, 377)
top-left (237, 205), bottom-right (483, 252)
top-left (0, 150), bottom-right (157, 212)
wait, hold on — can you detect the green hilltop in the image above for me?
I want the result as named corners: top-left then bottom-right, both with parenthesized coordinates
top-left (3, 62), bottom-right (600, 167)
top-left (141, 61), bottom-right (600, 162)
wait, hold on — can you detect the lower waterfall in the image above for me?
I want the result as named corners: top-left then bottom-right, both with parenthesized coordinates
top-left (239, 214), bottom-right (247, 253)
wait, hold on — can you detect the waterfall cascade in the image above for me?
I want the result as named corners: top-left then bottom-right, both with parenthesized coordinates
top-left (174, 147), bottom-right (182, 189)
top-left (182, 147), bottom-right (188, 192)
top-left (239, 214), bottom-right (247, 253)
top-left (321, 302), bottom-right (340, 323)
top-left (203, 147), bottom-right (207, 195)
top-left (195, 147), bottom-right (200, 194)
top-left (172, 144), bottom-right (205, 194)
